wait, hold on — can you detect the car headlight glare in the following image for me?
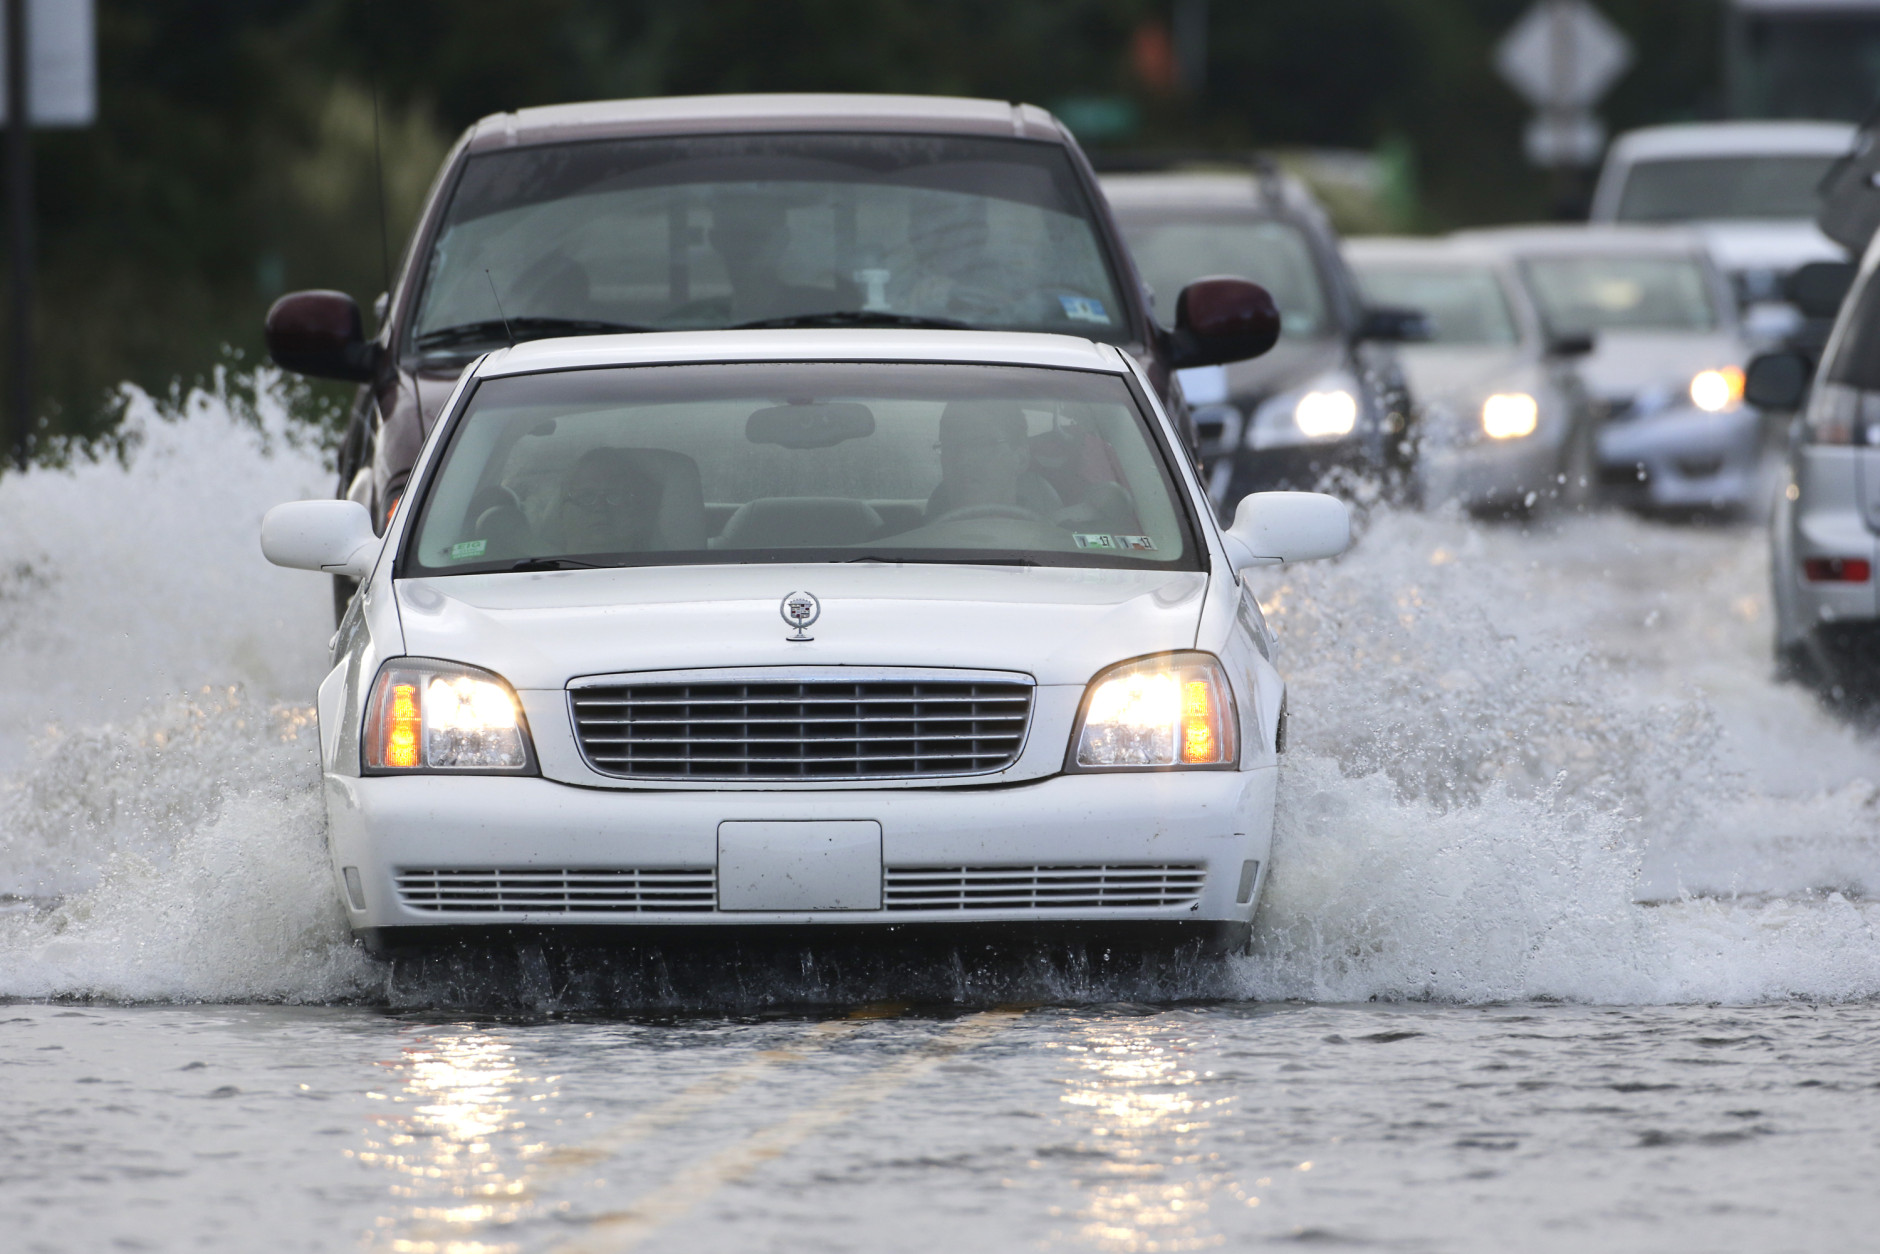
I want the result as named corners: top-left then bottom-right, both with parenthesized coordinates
top-left (1293, 389), bottom-right (1359, 439)
top-left (1071, 652), bottom-right (1237, 769)
top-left (364, 659), bottom-right (535, 773)
top-left (1690, 366), bottom-right (1744, 413)
top-left (1481, 392), bottom-right (1539, 440)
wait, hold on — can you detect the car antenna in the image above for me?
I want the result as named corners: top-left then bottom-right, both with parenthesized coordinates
top-left (485, 269), bottom-right (516, 345)
top-left (369, 47), bottom-right (392, 302)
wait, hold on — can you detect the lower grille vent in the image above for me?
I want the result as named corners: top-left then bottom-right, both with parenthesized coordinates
top-left (395, 868), bottom-right (715, 914)
top-left (883, 864), bottom-right (1206, 912)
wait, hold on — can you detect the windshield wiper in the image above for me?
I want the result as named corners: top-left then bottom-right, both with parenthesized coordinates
top-left (842, 554), bottom-right (1041, 566)
top-left (729, 311), bottom-right (973, 331)
top-left (508, 557), bottom-right (606, 572)
top-left (415, 317), bottom-right (655, 351)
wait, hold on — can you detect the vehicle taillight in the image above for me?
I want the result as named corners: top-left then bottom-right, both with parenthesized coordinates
top-left (1803, 557), bottom-right (1871, 583)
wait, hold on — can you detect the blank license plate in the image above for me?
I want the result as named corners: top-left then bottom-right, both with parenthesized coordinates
top-left (716, 820), bottom-right (883, 911)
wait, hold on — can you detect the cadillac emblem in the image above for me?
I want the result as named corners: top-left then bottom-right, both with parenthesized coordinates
top-left (780, 590), bottom-right (820, 641)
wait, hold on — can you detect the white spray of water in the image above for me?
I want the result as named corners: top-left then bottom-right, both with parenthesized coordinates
top-left (0, 400), bottom-right (1875, 1005)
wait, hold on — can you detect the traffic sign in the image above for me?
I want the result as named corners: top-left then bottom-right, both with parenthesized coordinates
top-left (1495, 0), bottom-right (1631, 112)
top-left (0, 0), bottom-right (92, 127)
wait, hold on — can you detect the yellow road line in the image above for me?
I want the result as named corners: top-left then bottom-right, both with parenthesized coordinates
top-left (531, 1001), bottom-right (908, 1181)
top-left (554, 1007), bottom-right (1028, 1253)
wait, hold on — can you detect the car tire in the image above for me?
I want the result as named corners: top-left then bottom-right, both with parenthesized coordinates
top-left (1803, 623), bottom-right (1880, 707)
top-left (1554, 417), bottom-right (1598, 513)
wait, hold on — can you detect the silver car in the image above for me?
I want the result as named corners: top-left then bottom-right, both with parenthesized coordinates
top-left (1345, 236), bottom-right (1596, 514)
top-left (1456, 224), bottom-right (1765, 515)
top-left (1748, 234), bottom-right (1880, 695)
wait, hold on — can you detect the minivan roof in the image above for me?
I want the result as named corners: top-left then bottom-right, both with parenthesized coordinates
top-left (466, 93), bottom-right (1067, 153)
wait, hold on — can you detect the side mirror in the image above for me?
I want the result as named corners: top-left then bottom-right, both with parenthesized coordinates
top-left (1223, 491), bottom-right (1350, 569)
top-left (1785, 260), bottom-right (1856, 320)
top-left (1743, 349), bottom-right (1813, 412)
top-left (1356, 305), bottom-right (1432, 343)
top-left (265, 290), bottom-right (379, 382)
top-left (261, 500), bottom-right (382, 578)
top-left (1169, 276), bottom-right (1281, 368)
top-left (1545, 331), bottom-right (1596, 357)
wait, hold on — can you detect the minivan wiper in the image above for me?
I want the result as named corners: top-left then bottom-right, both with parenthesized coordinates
top-left (729, 311), bottom-right (973, 331)
top-left (509, 557), bottom-right (606, 571)
top-left (415, 317), bottom-right (655, 350)
top-left (842, 554), bottom-right (1041, 566)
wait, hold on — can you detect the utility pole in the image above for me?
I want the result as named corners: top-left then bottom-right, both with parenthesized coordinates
top-left (5, 0), bottom-right (29, 469)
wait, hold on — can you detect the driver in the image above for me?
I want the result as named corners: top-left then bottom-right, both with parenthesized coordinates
top-left (709, 194), bottom-right (839, 324)
top-left (925, 401), bottom-right (1062, 521)
top-left (556, 447), bottom-right (662, 554)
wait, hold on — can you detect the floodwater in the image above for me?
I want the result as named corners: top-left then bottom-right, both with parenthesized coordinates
top-left (3, 398), bottom-right (1880, 1251)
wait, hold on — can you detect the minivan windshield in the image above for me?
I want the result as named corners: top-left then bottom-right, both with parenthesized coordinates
top-left (409, 134), bottom-right (1130, 358)
top-left (404, 363), bottom-right (1198, 575)
top-left (1519, 255), bottom-right (1718, 335)
top-left (1113, 216), bottom-right (1328, 337)
top-left (1615, 154), bottom-right (1838, 222)
top-left (1351, 263), bottom-right (1519, 346)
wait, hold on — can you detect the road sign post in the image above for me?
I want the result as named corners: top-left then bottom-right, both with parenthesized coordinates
top-left (1494, 0), bottom-right (1632, 213)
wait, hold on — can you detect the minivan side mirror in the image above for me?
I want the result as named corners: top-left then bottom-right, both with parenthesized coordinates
top-left (265, 290), bottom-right (380, 382)
top-left (1743, 349), bottom-right (1814, 412)
top-left (1223, 491), bottom-right (1351, 570)
top-left (1168, 276), bottom-right (1282, 368)
top-left (260, 500), bottom-right (382, 578)
top-left (1356, 305), bottom-right (1432, 343)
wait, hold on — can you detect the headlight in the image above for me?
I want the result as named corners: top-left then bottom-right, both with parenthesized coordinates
top-left (1481, 392), bottom-right (1539, 440)
top-left (1069, 652), bottom-right (1237, 770)
top-left (1249, 377), bottom-right (1363, 449)
top-left (363, 658), bottom-right (536, 774)
top-left (1690, 367), bottom-right (1744, 413)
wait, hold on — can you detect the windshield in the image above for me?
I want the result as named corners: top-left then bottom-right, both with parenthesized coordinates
top-left (408, 134), bottom-right (1129, 358)
top-left (1615, 154), bottom-right (1839, 222)
top-left (1518, 255), bottom-right (1717, 335)
top-left (1351, 262), bottom-right (1519, 346)
top-left (404, 363), bottom-right (1198, 575)
top-left (1114, 216), bottom-right (1328, 337)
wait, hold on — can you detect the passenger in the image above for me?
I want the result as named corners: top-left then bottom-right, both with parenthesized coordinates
top-left (556, 447), bottom-right (662, 554)
top-left (925, 400), bottom-right (1062, 521)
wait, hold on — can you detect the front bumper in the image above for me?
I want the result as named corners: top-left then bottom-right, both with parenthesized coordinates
top-left (323, 768), bottom-right (1277, 934)
top-left (1597, 404), bottom-right (1765, 511)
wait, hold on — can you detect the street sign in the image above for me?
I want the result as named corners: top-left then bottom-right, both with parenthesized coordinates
top-left (0, 0), bottom-right (91, 127)
top-left (1495, 0), bottom-right (1631, 111)
top-left (1495, 0), bottom-right (1631, 168)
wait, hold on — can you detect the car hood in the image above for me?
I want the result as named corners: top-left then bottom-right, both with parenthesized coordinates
top-left (1575, 330), bottom-right (1745, 399)
top-left (1396, 345), bottom-right (1535, 403)
top-left (392, 563), bottom-right (1211, 689)
top-left (1690, 220), bottom-right (1846, 274)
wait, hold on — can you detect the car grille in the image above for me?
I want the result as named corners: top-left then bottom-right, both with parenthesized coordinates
top-left (570, 677), bottom-right (1033, 780)
top-left (395, 868), bottom-right (716, 914)
top-left (882, 864), bottom-right (1207, 911)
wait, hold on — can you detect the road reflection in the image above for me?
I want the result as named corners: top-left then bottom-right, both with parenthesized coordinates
top-left (1054, 1016), bottom-right (1225, 1252)
top-left (352, 1027), bottom-right (550, 1254)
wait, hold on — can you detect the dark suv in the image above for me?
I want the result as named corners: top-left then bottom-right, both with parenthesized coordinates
top-left (1100, 165), bottom-right (1422, 508)
top-left (263, 94), bottom-right (1278, 616)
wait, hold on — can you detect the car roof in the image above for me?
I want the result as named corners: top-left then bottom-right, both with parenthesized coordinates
top-left (1343, 236), bottom-right (1514, 267)
top-left (473, 329), bottom-right (1130, 379)
top-left (1606, 120), bottom-right (1855, 162)
top-left (1449, 223), bottom-right (1711, 256)
top-left (1098, 169), bottom-right (1324, 220)
top-left (466, 93), bottom-right (1066, 153)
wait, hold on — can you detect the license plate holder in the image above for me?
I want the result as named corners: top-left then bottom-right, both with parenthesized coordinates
top-left (716, 820), bottom-right (882, 911)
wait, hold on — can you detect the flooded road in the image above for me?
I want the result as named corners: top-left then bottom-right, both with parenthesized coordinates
top-left (3, 401), bottom-right (1880, 1250)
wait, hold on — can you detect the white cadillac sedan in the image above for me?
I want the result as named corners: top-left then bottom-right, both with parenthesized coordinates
top-left (261, 330), bottom-right (1347, 955)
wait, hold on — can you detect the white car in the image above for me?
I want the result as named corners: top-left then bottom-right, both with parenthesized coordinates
top-left (1345, 236), bottom-right (1597, 514)
top-left (1590, 120), bottom-right (1853, 340)
top-left (1455, 225), bottom-right (1766, 515)
top-left (260, 329), bottom-right (1348, 955)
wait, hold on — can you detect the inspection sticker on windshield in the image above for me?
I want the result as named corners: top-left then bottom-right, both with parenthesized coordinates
top-left (1058, 295), bottom-right (1110, 324)
top-left (449, 539), bottom-right (487, 560)
top-left (1074, 533), bottom-right (1158, 551)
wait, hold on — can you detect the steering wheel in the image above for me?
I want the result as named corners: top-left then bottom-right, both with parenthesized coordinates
top-left (927, 503), bottom-right (1042, 527)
